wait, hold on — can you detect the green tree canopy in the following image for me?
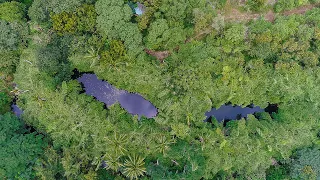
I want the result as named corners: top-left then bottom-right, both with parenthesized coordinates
top-left (290, 147), bottom-right (320, 179)
top-left (0, 20), bottom-right (19, 51)
top-left (0, 1), bottom-right (26, 23)
top-left (96, 0), bottom-right (143, 54)
top-left (0, 113), bottom-right (46, 179)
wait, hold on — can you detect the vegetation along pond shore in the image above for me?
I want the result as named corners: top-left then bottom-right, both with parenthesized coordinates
top-left (3, 0), bottom-right (320, 179)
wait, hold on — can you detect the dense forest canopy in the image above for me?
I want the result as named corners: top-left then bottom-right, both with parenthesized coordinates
top-left (2, 0), bottom-right (320, 179)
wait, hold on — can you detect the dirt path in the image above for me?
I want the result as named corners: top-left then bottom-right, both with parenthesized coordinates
top-left (187, 3), bottom-right (320, 42)
top-left (224, 3), bottom-right (320, 22)
top-left (282, 3), bottom-right (319, 16)
top-left (147, 3), bottom-right (320, 61)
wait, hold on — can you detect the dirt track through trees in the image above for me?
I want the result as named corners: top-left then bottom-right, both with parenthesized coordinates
top-left (147, 3), bottom-right (320, 61)
top-left (224, 3), bottom-right (320, 22)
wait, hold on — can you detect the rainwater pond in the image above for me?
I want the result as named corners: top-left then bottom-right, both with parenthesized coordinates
top-left (77, 73), bottom-right (158, 118)
top-left (74, 70), bottom-right (276, 121)
top-left (205, 104), bottom-right (265, 122)
top-left (11, 72), bottom-right (277, 123)
top-left (11, 104), bottom-right (23, 117)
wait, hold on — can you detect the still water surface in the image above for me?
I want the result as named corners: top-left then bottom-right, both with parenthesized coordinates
top-left (11, 104), bottom-right (23, 117)
top-left (11, 73), bottom-right (270, 121)
top-left (205, 105), bottom-right (265, 122)
top-left (77, 73), bottom-right (267, 121)
top-left (78, 74), bottom-right (158, 118)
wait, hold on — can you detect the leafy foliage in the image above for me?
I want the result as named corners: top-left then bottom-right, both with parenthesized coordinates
top-left (33, 35), bottom-right (72, 85)
top-left (266, 165), bottom-right (290, 180)
top-left (5, 0), bottom-right (320, 179)
top-left (95, 0), bottom-right (143, 54)
top-left (0, 1), bottom-right (26, 23)
top-left (34, 147), bottom-right (65, 180)
top-left (28, 0), bottom-right (50, 23)
top-left (0, 50), bottom-right (19, 74)
top-left (0, 113), bottom-right (46, 179)
top-left (0, 20), bottom-right (19, 51)
top-left (290, 147), bottom-right (320, 179)
top-left (75, 4), bottom-right (96, 32)
top-left (0, 92), bottom-right (10, 114)
top-left (51, 4), bottom-right (97, 35)
top-left (122, 154), bottom-right (146, 179)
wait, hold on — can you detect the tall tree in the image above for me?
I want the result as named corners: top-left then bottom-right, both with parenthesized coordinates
top-left (0, 1), bottom-right (26, 23)
top-left (96, 0), bottom-right (143, 55)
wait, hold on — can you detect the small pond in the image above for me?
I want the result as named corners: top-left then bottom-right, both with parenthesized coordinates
top-left (74, 70), bottom-right (277, 122)
top-left (10, 70), bottom-right (277, 122)
top-left (11, 104), bottom-right (23, 117)
top-left (11, 97), bottom-right (23, 118)
top-left (205, 105), bottom-right (265, 122)
top-left (78, 74), bottom-right (158, 118)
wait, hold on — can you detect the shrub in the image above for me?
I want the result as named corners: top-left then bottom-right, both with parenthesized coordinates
top-left (290, 147), bottom-right (320, 179)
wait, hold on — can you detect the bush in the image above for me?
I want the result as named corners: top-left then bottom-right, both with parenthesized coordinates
top-left (51, 4), bottom-right (97, 35)
top-left (246, 0), bottom-right (267, 12)
top-left (0, 113), bottom-right (46, 179)
top-left (290, 147), bottom-right (320, 179)
top-left (274, 0), bottom-right (309, 12)
top-left (0, 1), bottom-right (26, 23)
top-left (266, 165), bottom-right (290, 180)
top-left (274, 0), bottom-right (296, 12)
top-left (0, 92), bottom-right (10, 114)
top-left (0, 20), bottom-right (19, 51)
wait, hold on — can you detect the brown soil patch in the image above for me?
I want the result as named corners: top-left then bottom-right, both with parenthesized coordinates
top-left (144, 49), bottom-right (170, 63)
top-left (282, 3), bottom-right (318, 16)
top-left (224, 3), bottom-right (320, 22)
top-left (265, 10), bottom-right (275, 22)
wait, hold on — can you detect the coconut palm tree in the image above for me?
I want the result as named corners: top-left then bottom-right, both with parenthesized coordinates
top-left (156, 135), bottom-right (176, 155)
top-left (104, 132), bottom-right (128, 156)
top-left (84, 46), bottom-right (100, 68)
top-left (122, 154), bottom-right (146, 180)
top-left (103, 154), bottom-right (123, 171)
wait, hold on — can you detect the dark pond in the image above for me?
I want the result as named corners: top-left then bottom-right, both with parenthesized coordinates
top-left (205, 105), bottom-right (265, 122)
top-left (74, 70), bottom-right (276, 122)
top-left (10, 72), bottom-right (277, 123)
top-left (78, 74), bottom-right (158, 118)
top-left (11, 84), bottom-right (23, 117)
top-left (11, 101), bottom-right (23, 118)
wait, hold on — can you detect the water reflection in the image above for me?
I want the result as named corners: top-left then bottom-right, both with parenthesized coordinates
top-left (205, 105), bottom-right (265, 122)
top-left (78, 74), bottom-right (158, 118)
top-left (74, 70), bottom-right (275, 122)
top-left (78, 74), bottom-right (123, 106)
top-left (11, 104), bottom-right (23, 117)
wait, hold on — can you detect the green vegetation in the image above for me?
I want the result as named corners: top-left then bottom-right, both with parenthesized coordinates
top-left (2, 0), bottom-right (320, 179)
top-left (0, 113), bottom-right (46, 179)
top-left (51, 4), bottom-right (97, 35)
top-left (0, 1), bottom-right (26, 23)
top-left (290, 147), bottom-right (320, 179)
top-left (274, 0), bottom-right (314, 12)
